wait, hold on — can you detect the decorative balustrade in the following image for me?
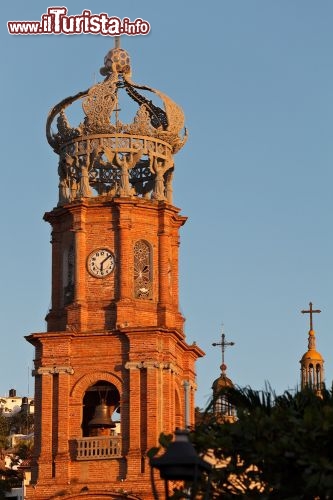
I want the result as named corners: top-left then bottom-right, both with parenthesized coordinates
top-left (76, 436), bottom-right (121, 460)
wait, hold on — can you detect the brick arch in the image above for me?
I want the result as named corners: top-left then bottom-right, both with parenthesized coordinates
top-left (70, 371), bottom-right (123, 400)
top-left (61, 493), bottom-right (142, 500)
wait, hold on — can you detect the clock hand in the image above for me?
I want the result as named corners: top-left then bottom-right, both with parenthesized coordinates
top-left (100, 254), bottom-right (112, 271)
top-left (101, 254), bottom-right (112, 265)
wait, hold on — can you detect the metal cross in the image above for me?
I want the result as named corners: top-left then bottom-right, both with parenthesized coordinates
top-left (212, 327), bottom-right (235, 365)
top-left (301, 302), bottom-right (321, 331)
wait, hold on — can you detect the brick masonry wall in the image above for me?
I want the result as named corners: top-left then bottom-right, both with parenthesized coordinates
top-left (26, 198), bottom-right (204, 500)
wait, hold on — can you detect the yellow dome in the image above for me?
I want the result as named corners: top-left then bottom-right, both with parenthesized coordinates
top-left (301, 349), bottom-right (324, 362)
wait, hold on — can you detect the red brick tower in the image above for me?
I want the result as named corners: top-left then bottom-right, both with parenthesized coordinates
top-left (25, 45), bottom-right (204, 500)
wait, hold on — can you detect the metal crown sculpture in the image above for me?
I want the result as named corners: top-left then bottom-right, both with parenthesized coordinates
top-left (46, 46), bottom-right (188, 206)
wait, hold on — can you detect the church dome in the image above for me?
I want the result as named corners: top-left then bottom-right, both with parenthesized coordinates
top-left (301, 349), bottom-right (324, 362)
top-left (212, 373), bottom-right (234, 391)
top-left (300, 327), bottom-right (324, 363)
top-left (211, 362), bottom-right (237, 423)
top-left (212, 364), bottom-right (234, 392)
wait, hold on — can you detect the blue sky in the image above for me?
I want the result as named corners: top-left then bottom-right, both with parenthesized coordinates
top-left (1, 1), bottom-right (333, 408)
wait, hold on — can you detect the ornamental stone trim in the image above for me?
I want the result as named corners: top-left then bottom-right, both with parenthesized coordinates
top-left (33, 366), bottom-right (74, 376)
top-left (125, 361), bottom-right (179, 373)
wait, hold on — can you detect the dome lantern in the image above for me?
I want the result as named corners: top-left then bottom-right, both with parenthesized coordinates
top-left (212, 327), bottom-right (237, 422)
top-left (300, 302), bottom-right (324, 394)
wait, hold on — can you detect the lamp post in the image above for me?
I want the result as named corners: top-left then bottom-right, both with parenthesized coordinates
top-left (150, 429), bottom-right (212, 499)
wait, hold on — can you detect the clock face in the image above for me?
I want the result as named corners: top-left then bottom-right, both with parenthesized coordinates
top-left (87, 249), bottom-right (115, 278)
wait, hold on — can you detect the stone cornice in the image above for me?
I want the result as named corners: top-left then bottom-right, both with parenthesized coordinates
top-left (125, 361), bottom-right (179, 374)
top-left (33, 366), bottom-right (74, 376)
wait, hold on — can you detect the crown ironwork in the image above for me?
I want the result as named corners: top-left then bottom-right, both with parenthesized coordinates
top-left (46, 46), bottom-right (188, 206)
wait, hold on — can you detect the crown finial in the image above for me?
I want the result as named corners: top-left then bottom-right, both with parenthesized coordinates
top-left (100, 44), bottom-right (131, 76)
top-left (46, 46), bottom-right (188, 207)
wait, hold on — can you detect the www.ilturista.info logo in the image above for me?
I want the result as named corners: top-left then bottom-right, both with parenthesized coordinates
top-left (7, 7), bottom-right (150, 36)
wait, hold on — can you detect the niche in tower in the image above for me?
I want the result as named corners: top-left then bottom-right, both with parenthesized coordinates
top-left (82, 380), bottom-right (120, 437)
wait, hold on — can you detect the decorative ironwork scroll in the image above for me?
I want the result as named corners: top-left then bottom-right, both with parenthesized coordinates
top-left (134, 240), bottom-right (152, 299)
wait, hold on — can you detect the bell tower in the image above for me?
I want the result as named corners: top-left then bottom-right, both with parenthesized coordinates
top-left (300, 302), bottom-right (324, 394)
top-left (211, 328), bottom-right (237, 423)
top-left (25, 44), bottom-right (204, 500)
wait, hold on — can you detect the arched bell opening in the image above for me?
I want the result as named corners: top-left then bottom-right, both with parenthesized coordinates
top-left (214, 393), bottom-right (236, 419)
top-left (82, 380), bottom-right (120, 437)
top-left (308, 363), bottom-right (314, 388)
top-left (315, 363), bottom-right (322, 390)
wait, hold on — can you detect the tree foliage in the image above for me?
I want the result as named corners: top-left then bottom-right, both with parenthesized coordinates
top-left (0, 410), bottom-right (34, 499)
top-left (191, 386), bottom-right (333, 499)
top-left (8, 411), bottom-right (34, 436)
top-left (0, 415), bottom-right (10, 450)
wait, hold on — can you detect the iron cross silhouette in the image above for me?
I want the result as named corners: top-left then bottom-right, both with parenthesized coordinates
top-left (212, 327), bottom-right (235, 365)
top-left (301, 302), bottom-right (321, 331)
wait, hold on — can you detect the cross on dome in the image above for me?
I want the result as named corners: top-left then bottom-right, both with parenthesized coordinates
top-left (212, 326), bottom-right (235, 372)
top-left (301, 302), bottom-right (321, 331)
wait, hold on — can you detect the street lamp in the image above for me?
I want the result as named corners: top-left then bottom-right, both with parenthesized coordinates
top-left (150, 428), bottom-right (212, 499)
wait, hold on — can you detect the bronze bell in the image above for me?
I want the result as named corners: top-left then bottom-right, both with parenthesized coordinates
top-left (88, 400), bottom-right (116, 430)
